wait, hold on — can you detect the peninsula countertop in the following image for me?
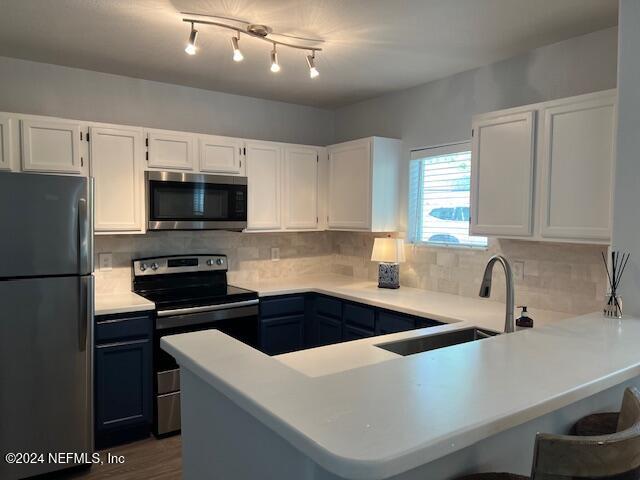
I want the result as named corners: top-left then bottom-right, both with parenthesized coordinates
top-left (162, 311), bottom-right (640, 480)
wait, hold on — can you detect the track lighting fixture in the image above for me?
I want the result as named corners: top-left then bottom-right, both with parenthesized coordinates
top-left (231, 34), bottom-right (244, 62)
top-left (181, 13), bottom-right (324, 78)
top-left (185, 23), bottom-right (198, 55)
top-left (306, 53), bottom-right (319, 78)
top-left (270, 46), bottom-right (280, 73)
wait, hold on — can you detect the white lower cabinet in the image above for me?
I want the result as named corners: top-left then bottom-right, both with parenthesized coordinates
top-left (539, 93), bottom-right (616, 241)
top-left (0, 114), bottom-right (14, 171)
top-left (90, 126), bottom-right (145, 234)
top-left (245, 141), bottom-right (282, 230)
top-left (470, 89), bottom-right (616, 244)
top-left (146, 129), bottom-right (195, 171)
top-left (21, 118), bottom-right (83, 174)
top-left (283, 147), bottom-right (319, 230)
top-left (199, 134), bottom-right (244, 174)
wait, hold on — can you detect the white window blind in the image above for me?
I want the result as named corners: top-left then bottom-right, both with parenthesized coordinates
top-left (409, 142), bottom-right (487, 248)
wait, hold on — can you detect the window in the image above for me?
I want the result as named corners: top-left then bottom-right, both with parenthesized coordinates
top-left (409, 142), bottom-right (487, 248)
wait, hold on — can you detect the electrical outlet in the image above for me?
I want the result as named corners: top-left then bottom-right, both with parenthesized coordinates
top-left (99, 253), bottom-right (113, 272)
top-left (271, 247), bottom-right (280, 261)
top-left (513, 260), bottom-right (525, 281)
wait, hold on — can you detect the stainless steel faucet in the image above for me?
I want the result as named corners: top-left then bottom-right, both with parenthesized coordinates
top-left (479, 255), bottom-right (515, 333)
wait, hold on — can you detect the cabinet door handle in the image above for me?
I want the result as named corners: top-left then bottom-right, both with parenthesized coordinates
top-left (96, 338), bottom-right (149, 349)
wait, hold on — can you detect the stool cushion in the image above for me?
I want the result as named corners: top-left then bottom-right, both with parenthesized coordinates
top-left (571, 412), bottom-right (620, 436)
top-left (456, 474), bottom-right (528, 480)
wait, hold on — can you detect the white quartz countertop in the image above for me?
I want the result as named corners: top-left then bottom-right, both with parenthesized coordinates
top-left (162, 311), bottom-right (640, 480)
top-left (94, 291), bottom-right (155, 316)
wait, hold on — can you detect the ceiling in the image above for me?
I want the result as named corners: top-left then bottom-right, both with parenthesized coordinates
top-left (0, 0), bottom-right (618, 109)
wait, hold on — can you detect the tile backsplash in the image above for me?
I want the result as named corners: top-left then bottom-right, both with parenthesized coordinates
top-left (95, 230), bottom-right (607, 315)
top-left (93, 231), bottom-right (334, 294)
top-left (331, 232), bottom-right (608, 315)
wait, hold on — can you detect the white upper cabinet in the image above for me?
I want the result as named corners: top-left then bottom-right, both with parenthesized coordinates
top-left (0, 114), bottom-right (14, 171)
top-left (245, 141), bottom-right (282, 230)
top-left (470, 111), bottom-right (535, 236)
top-left (469, 89), bottom-right (616, 244)
top-left (327, 137), bottom-right (401, 232)
top-left (539, 92), bottom-right (616, 241)
top-left (199, 134), bottom-right (243, 174)
top-left (283, 146), bottom-right (319, 230)
top-left (21, 118), bottom-right (83, 174)
top-left (146, 129), bottom-right (195, 170)
top-left (90, 126), bottom-right (145, 234)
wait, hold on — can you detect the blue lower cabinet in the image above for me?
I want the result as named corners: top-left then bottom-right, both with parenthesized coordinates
top-left (316, 314), bottom-right (342, 346)
top-left (343, 303), bottom-right (375, 330)
top-left (416, 317), bottom-right (443, 329)
top-left (95, 312), bottom-right (153, 449)
top-left (259, 294), bottom-right (443, 355)
top-left (344, 324), bottom-right (374, 341)
top-left (260, 315), bottom-right (305, 355)
top-left (376, 311), bottom-right (416, 335)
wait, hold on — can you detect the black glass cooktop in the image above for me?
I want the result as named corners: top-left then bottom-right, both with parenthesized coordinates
top-left (135, 284), bottom-right (258, 310)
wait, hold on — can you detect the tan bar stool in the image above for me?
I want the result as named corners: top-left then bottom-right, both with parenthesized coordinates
top-left (457, 387), bottom-right (640, 480)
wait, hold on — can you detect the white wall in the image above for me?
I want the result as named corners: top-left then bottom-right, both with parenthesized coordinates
top-left (334, 27), bottom-right (618, 230)
top-left (612, 1), bottom-right (640, 316)
top-left (0, 56), bottom-right (334, 146)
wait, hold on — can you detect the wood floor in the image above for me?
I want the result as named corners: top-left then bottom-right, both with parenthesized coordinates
top-left (51, 436), bottom-right (182, 480)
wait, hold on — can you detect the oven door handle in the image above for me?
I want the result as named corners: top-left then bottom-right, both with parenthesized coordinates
top-left (156, 299), bottom-right (259, 318)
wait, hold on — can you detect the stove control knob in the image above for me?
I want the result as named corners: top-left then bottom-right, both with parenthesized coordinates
top-left (151, 262), bottom-right (159, 271)
top-left (216, 258), bottom-right (224, 265)
top-left (206, 259), bottom-right (214, 266)
top-left (139, 263), bottom-right (148, 272)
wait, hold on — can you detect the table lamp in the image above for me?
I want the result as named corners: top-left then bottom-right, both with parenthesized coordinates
top-left (371, 238), bottom-right (406, 289)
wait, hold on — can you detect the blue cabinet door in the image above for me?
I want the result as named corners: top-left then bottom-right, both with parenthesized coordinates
top-left (344, 324), bottom-right (374, 341)
top-left (95, 338), bottom-right (152, 433)
top-left (343, 303), bottom-right (375, 330)
top-left (260, 315), bottom-right (305, 355)
top-left (376, 311), bottom-right (416, 335)
top-left (316, 314), bottom-right (342, 346)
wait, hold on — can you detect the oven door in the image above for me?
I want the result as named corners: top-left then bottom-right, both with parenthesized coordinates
top-left (146, 171), bottom-right (247, 231)
top-left (153, 300), bottom-right (258, 436)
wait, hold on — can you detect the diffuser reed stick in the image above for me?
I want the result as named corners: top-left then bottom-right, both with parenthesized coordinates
top-left (602, 250), bottom-right (630, 318)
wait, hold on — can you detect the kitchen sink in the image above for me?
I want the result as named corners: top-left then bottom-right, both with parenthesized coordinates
top-left (375, 327), bottom-right (500, 356)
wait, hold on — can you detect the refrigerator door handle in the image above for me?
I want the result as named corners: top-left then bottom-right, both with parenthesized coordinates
top-left (78, 178), bottom-right (94, 274)
top-left (79, 276), bottom-right (94, 352)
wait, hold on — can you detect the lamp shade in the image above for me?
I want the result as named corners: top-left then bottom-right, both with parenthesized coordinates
top-left (371, 238), bottom-right (406, 263)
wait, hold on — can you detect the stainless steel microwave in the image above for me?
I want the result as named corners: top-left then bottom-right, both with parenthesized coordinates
top-left (146, 171), bottom-right (247, 231)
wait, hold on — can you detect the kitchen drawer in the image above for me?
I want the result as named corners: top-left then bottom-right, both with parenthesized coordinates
top-left (314, 295), bottom-right (342, 319)
top-left (376, 311), bottom-right (415, 335)
top-left (343, 303), bottom-right (375, 330)
top-left (157, 391), bottom-right (181, 436)
top-left (95, 313), bottom-right (152, 344)
top-left (260, 295), bottom-right (306, 318)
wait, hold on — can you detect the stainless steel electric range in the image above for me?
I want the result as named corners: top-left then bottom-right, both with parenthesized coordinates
top-left (132, 254), bottom-right (259, 436)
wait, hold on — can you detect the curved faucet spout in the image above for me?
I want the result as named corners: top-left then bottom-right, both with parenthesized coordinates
top-left (479, 255), bottom-right (515, 333)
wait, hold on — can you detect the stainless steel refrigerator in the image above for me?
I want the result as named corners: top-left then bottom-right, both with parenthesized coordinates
top-left (0, 172), bottom-right (94, 479)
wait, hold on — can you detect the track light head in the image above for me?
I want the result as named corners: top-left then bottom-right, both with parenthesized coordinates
top-left (231, 35), bottom-right (244, 62)
top-left (270, 47), bottom-right (280, 73)
top-left (306, 53), bottom-right (319, 78)
top-left (185, 23), bottom-right (198, 55)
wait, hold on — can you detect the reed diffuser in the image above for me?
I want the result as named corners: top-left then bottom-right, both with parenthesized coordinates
top-left (602, 251), bottom-right (630, 318)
